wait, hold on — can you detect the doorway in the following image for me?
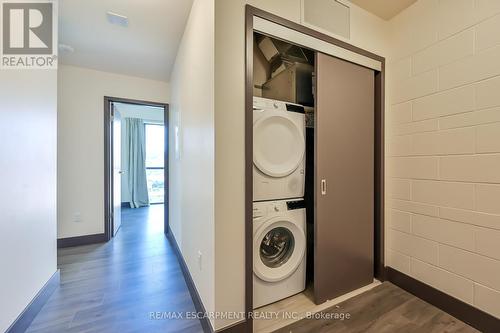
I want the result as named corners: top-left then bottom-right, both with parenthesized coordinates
top-left (104, 96), bottom-right (169, 240)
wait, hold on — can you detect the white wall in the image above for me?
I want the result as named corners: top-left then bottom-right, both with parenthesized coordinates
top-left (0, 69), bottom-right (58, 332)
top-left (58, 65), bottom-right (169, 238)
top-left (213, 0), bottom-right (388, 330)
top-left (386, 0), bottom-right (500, 319)
top-left (168, 0), bottom-right (216, 329)
top-left (115, 103), bottom-right (164, 204)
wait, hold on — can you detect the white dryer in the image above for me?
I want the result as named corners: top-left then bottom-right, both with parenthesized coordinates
top-left (253, 199), bottom-right (306, 309)
top-left (253, 97), bottom-right (306, 201)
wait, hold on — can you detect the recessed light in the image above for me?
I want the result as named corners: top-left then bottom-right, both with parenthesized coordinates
top-left (106, 11), bottom-right (128, 27)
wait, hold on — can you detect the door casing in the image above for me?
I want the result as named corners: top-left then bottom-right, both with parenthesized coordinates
top-left (104, 96), bottom-right (169, 240)
top-left (112, 105), bottom-right (122, 236)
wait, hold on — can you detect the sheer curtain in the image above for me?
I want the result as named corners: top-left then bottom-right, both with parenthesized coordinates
top-left (125, 118), bottom-right (149, 208)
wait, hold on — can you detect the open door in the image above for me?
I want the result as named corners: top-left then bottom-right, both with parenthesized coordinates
top-left (314, 53), bottom-right (375, 303)
top-left (105, 97), bottom-right (169, 240)
top-left (112, 104), bottom-right (122, 236)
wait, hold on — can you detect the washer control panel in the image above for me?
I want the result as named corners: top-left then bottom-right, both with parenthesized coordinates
top-left (253, 199), bottom-right (305, 219)
top-left (286, 199), bottom-right (306, 210)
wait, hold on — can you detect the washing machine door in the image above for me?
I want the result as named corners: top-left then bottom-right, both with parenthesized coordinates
top-left (254, 218), bottom-right (306, 282)
top-left (253, 114), bottom-right (305, 178)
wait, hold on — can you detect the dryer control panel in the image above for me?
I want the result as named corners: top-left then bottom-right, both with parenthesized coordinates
top-left (253, 97), bottom-right (304, 114)
top-left (253, 97), bottom-right (287, 111)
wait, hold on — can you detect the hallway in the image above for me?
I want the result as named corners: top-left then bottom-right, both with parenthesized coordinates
top-left (26, 205), bottom-right (203, 333)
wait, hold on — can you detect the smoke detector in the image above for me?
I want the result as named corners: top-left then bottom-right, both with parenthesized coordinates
top-left (106, 11), bottom-right (128, 27)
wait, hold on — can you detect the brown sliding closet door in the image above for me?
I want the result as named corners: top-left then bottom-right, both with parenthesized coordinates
top-left (314, 53), bottom-right (375, 304)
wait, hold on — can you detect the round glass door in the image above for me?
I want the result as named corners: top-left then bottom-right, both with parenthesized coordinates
top-left (254, 219), bottom-right (305, 282)
top-left (260, 227), bottom-right (295, 268)
top-left (253, 115), bottom-right (305, 177)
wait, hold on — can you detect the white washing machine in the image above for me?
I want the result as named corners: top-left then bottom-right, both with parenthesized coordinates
top-left (253, 97), bottom-right (306, 201)
top-left (253, 198), bottom-right (306, 309)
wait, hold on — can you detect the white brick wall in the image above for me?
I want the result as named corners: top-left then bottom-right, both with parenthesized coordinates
top-left (388, 0), bottom-right (500, 318)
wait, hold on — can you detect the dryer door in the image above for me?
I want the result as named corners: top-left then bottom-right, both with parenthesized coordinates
top-left (253, 114), bottom-right (305, 178)
top-left (254, 218), bottom-right (306, 282)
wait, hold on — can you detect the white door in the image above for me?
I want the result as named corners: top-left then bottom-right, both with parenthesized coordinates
top-left (253, 113), bottom-right (305, 177)
top-left (113, 105), bottom-right (122, 235)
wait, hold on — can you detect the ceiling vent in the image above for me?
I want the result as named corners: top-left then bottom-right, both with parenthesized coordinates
top-left (106, 11), bottom-right (128, 27)
top-left (58, 44), bottom-right (74, 53)
top-left (302, 0), bottom-right (350, 39)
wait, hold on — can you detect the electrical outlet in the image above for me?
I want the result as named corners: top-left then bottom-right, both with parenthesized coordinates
top-left (197, 250), bottom-right (202, 270)
top-left (73, 212), bottom-right (82, 223)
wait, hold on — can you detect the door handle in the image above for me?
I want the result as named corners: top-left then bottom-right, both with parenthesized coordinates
top-left (321, 179), bottom-right (327, 195)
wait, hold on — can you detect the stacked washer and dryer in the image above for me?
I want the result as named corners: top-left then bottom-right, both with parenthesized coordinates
top-left (252, 97), bottom-right (307, 309)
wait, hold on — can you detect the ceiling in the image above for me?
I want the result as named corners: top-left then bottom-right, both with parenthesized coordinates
top-left (350, 0), bottom-right (418, 20)
top-left (58, 0), bottom-right (194, 82)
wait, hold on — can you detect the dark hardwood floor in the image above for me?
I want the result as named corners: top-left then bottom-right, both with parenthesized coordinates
top-left (26, 205), bottom-right (203, 333)
top-left (25, 206), bottom-right (480, 333)
top-left (276, 282), bottom-right (480, 333)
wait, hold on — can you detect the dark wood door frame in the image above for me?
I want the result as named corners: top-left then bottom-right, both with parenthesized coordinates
top-left (243, 5), bottom-right (385, 333)
top-left (104, 96), bottom-right (169, 241)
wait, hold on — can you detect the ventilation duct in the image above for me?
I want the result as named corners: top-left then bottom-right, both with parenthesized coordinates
top-left (257, 35), bottom-right (313, 78)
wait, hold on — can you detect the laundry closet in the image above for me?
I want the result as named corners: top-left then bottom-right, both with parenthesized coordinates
top-left (251, 30), bottom-right (378, 326)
